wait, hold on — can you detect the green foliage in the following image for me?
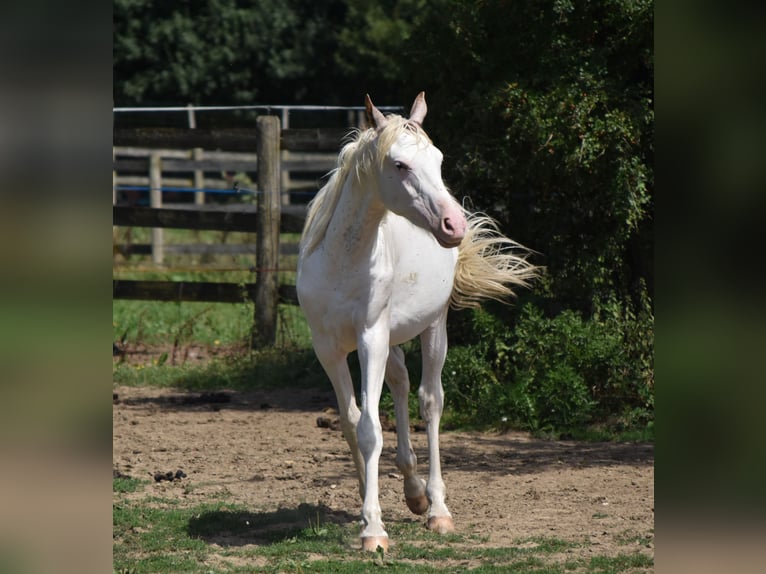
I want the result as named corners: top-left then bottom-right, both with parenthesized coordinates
top-left (113, 0), bottom-right (347, 105)
top-left (404, 0), bottom-right (653, 313)
top-left (443, 286), bottom-right (653, 437)
top-left (333, 0), bottom-right (433, 98)
top-left (113, 299), bottom-right (254, 347)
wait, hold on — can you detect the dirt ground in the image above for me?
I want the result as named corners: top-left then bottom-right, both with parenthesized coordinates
top-left (113, 383), bottom-right (654, 562)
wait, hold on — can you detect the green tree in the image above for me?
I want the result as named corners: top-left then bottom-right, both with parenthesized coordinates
top-left (332, 0), bottom-right (432, 100)
top-left (113, 0), bottom-right (345, 105)
top-left (113, 0), bottom-right (437, 107)
top-left (403, 0), bottom-right (653, 314)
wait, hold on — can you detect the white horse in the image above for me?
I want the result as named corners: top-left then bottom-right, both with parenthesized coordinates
top-left (296, 92), bottom-right (537, 551)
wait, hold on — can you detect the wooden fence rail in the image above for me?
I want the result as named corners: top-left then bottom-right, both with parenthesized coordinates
top-left (114, 155), bottom-right (335, 174)
top-left (113, 116), bottom-right (328, 347)
top-left (112, 204), bottom-right (306, 234)
top-left (113, 127), bottom-right (349, 152)
top-left (114, 242), bottom-right (299, 258)
top-left (113, 280), bottom-right (298, 306)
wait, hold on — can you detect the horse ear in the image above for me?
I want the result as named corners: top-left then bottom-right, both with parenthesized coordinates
top-left (365, 94), bottom-right (388, 130)
top-left (409, 91), bottom-right (427, 126)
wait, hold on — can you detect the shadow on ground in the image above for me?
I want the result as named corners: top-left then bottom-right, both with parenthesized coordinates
top-left (187, 502), bottom-right (358, 547)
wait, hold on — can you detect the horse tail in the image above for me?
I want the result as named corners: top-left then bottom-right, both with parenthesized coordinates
top-left (451, 212), bottom-right (541, 310)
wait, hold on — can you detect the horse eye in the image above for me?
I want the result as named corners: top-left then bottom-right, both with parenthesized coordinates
top-left (394, 161), bottom-right (408, 171)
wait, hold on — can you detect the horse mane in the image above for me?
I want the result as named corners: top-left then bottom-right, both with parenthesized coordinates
top-left (300, 116), bottom-right (431, 257)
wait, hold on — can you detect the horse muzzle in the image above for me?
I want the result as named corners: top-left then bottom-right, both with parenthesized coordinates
top-left (434, 208), bottom-right (467, 248)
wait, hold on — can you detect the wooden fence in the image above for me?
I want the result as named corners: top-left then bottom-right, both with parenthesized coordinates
top-left (113, 117), bottom-right (348, 347)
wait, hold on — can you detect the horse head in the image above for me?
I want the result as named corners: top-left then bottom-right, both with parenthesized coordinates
top-left (365, 93), bottom-right (467, 248)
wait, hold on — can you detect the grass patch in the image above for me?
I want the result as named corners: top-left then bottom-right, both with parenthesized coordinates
top-left (113, 347), bottom-right (324, 391)
top-left (393, 531), bottom-right (580, 563)
top-left (588, 552), bottom-right (654, 571)
top-left (614, 530), bottom-right (654, 547)
top-left (113, 475), bottom-right (148, 494)
top-left (113, 299), bottom-right (255, 347)
top-left (114, 501), bottom-right (355, 573)
top-left (113, 496), bottom-right (651, 573)
top-left (113, 300), bottom-right (312, 349)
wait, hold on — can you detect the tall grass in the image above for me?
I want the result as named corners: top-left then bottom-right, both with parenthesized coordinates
top-left (113, 301), bottom-right (311, 349)
top-left (113, 346), bottom-right (325, 391)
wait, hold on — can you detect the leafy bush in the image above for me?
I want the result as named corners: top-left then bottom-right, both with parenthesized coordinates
top-left (441, 285), bottom-right (653, 437)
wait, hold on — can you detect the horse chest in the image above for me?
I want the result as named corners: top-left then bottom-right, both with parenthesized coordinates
top-left (298, 240), bottom-right (452, 350)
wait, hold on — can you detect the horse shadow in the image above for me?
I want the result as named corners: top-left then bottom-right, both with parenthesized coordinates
top-left (187, 502), bottom-right (358, 547)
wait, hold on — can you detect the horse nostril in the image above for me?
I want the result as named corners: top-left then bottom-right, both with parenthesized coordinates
top-left (440, 212), bottom-right (466, 242)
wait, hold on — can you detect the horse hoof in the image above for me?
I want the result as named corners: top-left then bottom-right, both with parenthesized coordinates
top-left (361, 535), bottom-right (389, 552)
top-left (426, 516), bottom-right (455, 534)
top-left (405, 495), bottom-right (429, 515)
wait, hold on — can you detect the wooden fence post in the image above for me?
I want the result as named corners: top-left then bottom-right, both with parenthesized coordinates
top-left (112, 148), bottom-right (117, 206)
top-left (149, 152), bottom-right (164, 265)
top-left (280, 108), bottom-right (292, 207)
top-left (192, 148), bottom-right (205, 205)
top-left (188, 104), bottom-right (206, 206)
top-left (253, 116), bottom-right (281, 347)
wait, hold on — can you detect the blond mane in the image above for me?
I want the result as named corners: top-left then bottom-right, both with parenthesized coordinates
top-left (299, 116), bottom-right (431, 257)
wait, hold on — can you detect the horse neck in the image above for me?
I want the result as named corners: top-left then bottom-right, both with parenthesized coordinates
top-left (324, 173), bottom-right (388, 258)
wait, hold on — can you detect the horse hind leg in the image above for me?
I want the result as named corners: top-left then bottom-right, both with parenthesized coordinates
top-left (385, 345), bottom-right (429, 516)
top-left (419, 318), bottom-right (455, 534)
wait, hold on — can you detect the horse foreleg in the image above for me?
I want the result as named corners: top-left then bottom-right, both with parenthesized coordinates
top-left (385, 345), bottom-right (428, 515)
top-left (313, 345), bottom-right (365, 498)
top-left (419, 317), bottom-right (455, 534)
top-left (356, 325), bottom-right (390, 551)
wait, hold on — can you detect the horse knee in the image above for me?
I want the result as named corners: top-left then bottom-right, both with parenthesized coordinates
top-left (418, 387), bottom-right (444, 421)
top-left (357, 412), bottom-right (383, 455)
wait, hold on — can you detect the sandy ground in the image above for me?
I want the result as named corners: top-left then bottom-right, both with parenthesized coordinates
top-left (113, 383), bottom-right (654, 562)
